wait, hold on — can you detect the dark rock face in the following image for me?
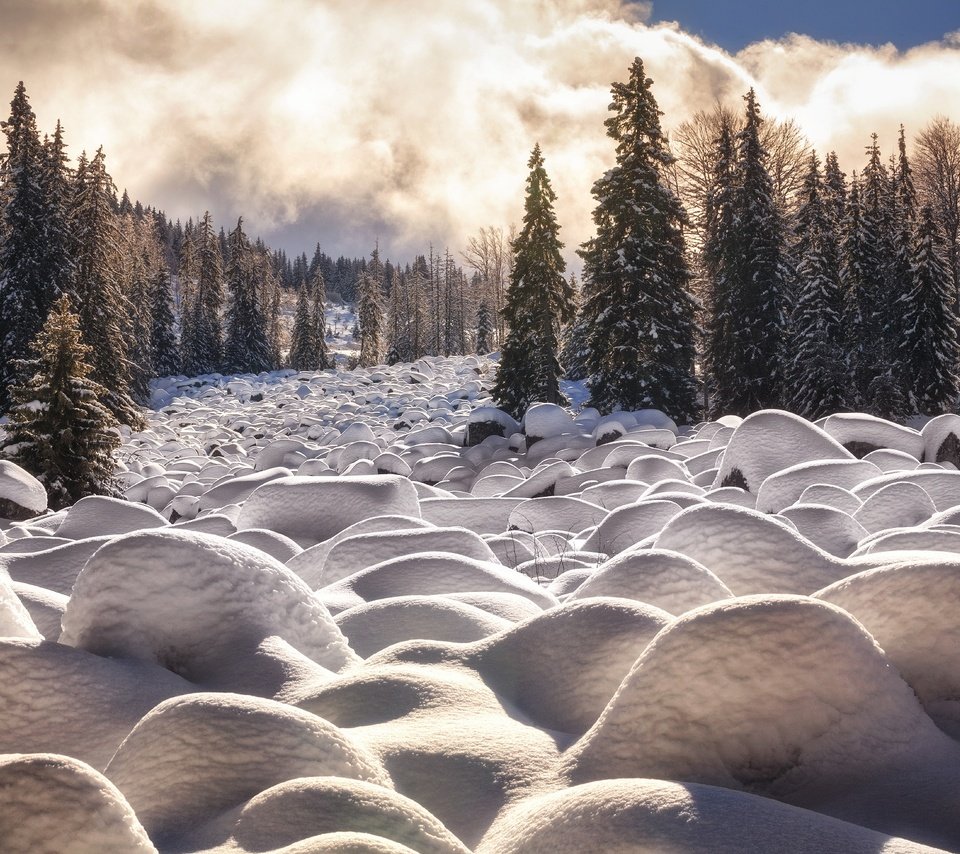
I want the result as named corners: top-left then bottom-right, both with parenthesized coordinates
top-left (842, 441), bottom-right (880, 459)
top-left (719, 468), bottom-right (749, 490)
top-left (0, 498), bottom-right (35, 522)
top-left (467, 420), bottom-right (506, 447)
top-left (524, 434), bottom-right (543, 449)
top-left (936, 432), bottom-right (960, 467)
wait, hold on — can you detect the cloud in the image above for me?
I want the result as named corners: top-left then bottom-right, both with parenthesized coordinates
top-left (2, 0), bottom-right (959, 264)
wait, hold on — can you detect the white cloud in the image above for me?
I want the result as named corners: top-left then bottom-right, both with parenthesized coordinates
top-left (2, 0), bottom-right (958, 261)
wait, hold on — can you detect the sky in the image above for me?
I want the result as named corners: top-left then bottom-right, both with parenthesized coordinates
top-left (1, 0), bottom-right (959, 266)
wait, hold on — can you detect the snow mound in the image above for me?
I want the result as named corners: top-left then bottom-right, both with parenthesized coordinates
top-left (55, 495), bottom-right (168, 539)
top-left (581, 499), bottom-right (683, 554)
top-left (226, 777), bottom-right (471, 854)
top-left (821, 413), bottom-right (925, 459)
top-left (565, 596), bottom-right (945, 795)
top-left (853, 470), bottom-right (960, 511)
top-left (653, 504), bottom-right (848, 594)
top-left (318, 552), bottom-right (556, 612)
top-left (335, 596), bottom-right (512, 657)
top-left (777, 505), bottom-right (867, 557)
top-left (420, 497), bottom-right (522, 534)
top-left (755, 459), bottom-right (881, 513)
top-left (60, 529), bottom-right (358, 692)
top-left (237, 475), bottom-right (421, 546)
top-left (9, 580), bottom-right (66, 638)
top-left (507, 496), bottom-right (607, 534)
top-left (0, 753), bottom-right (155, 853)
top-left (715, 410), bottom-right (852, 492)
top-left (0, 575), bottom-right (40, 638)
top-left (0, 535), bottom-right (113, 595)
top-left (464, 597), bottom-right (672, 734)
top-left (816, 556), bottom-right (960, 734)
top-left (0, 460), bottom-right (47, 518)
top-left (105, 692), bottom-right (390, 844)
top-left (921, 413), bottom-right (960, 465)
top-left (568, 549), bottom-right (733, 613)
top-left (479, 778), bottom-right (947, 854)
top-left (853, 481), bottom-right (938, 533)
top-left (227, 527), bottom-right (302, 561)
top-left (0, 637), bottom-right (190, 769)
top-left (319, 527), bottom-right (499, 587)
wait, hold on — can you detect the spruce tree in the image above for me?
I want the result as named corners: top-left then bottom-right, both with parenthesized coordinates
top-left (311, 266), bottom-right (330, 369)
top-left (69, 147), bottom-right (144, 428)
top-left (785, 152), bottom-right (849, 418)
top-left (476, 301), bottom-right (495, 355)
top-left (193, 211), bottom-right (225, 373)
top-left (358, 244), bottom-right (386, 367)
top-left (579, 58), bottom-right (699, 420)
top-left (149, 260), bottom-right (180, 376)
top-left (717, 88), bottom-right (790, 415)
top-left (288, 281), bottom-right (318, 370)
top-left (1, 295), bottom-right (120, 510)
top-left (492, 144), bottom-right (573, 418)
top-left (702, 113), bottom-right (739, 417)
top-left (902, 205), bottom-right (960, 414)
top-left (223, 218), bottom-right (272, 374)
top-left (0, 83), bottom-right (58, 409)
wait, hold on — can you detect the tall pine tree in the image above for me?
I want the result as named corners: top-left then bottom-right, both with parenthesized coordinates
top-left (223, 218), bottom-right (272, 374)
top-left (579, 58), bottom-right (699, 420)
top-left (901, 205), bottom-right (960, 414)
top-left (311, 265), bottom-right (330, 369)
top-left (358, 244), bottom-right (386, 367)
top-left (288, 281), bottom-right (318, 370)
top-left (69, 147), bottom-right (143, 428)
top-left (1, 295), bottom-right (120, 510)
top-left (149, 258), bottom-right (180, 377)
top-left (492, 144), bottom-right (573, 417)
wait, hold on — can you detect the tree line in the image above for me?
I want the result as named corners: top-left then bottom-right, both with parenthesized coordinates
top-left (493, 58), bottom-right (960, 423)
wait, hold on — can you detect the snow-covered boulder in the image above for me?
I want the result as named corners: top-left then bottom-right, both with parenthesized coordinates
top-left (0, 460), bottom-right (46, 520)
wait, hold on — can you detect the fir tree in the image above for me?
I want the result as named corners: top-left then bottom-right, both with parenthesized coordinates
top-left (492, 144), bottom-right (574, 418)
top-left (714, 88), bottom-right (790, 415)
top-left (785, 152), bottom-right (849, 418)
top-left (149, 259), bottom-right (180, 377)
top-left (223, 218), bottom-right (272, 374)
top-left (902, 205), bottom-right (960, 414)
top-left (559, 272), bottom-right (592, 383)
top-left (0, 83), bottom-right (59, 409)
top-left (579, 58), bottom-right (699, 420)
top-left (358, 244), bottom-right (386, 367)
top-left (193, 211), bottom-right (225, 373)
top-left (1, 295), bottom-right (120, 510)
top-left (702, 112), bottom-right (739, 417)
top-left (288, 281), bottom-right (318, 370)
top-left (69, 147), bottom-right (144, 428)
top-left (476, 301), bottom-right (495, 355)
top-left (311, 266), bottom-right (330, 370)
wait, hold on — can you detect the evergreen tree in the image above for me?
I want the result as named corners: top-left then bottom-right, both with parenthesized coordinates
top-left (902, 205), bottom-right (960, 414)
top-left (492, 144), bottom-right (573, 417)
top-left (288, 281), bottom-right (318, 370)
top-left (193, 211), bottom-right (225, 373)
top-left (0, 83), bottom-right (59, 409)
top-left (702, 112), bottom-right (739, 417)
top-left (69, 147), bottom-right (144, 428)
top-left (579, 58), bottom-right (699, 420)
top-left (1, 295), bottom-right (120, 510)
top-left (149, 259), bottom-right (180, 376)
top-left (785, 151), bottom-right (849, 417)
top-left (311, 266), bottom-right (330, 369)
top-left (223, 218), bottom-right (272, 374)
top-left (476, 301), bottom-right (495, 355)
top-left (559, 272), bottom-right (592, 383)
top-left (358, 244), bottom-right (386, 367)
top-left (715, 88), bottom-right (790, 415)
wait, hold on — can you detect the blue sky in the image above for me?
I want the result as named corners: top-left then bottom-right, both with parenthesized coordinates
top-left (645, 0), bottom-right (959, 51)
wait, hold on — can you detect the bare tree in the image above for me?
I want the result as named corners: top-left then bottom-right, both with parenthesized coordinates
top-left (915, 116), bottom-right (960, 306)
top-left (462, 225), bottom-right (508, 344)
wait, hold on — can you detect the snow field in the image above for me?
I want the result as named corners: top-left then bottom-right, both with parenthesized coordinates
top-left (2, 355), bottom-right (960, 851)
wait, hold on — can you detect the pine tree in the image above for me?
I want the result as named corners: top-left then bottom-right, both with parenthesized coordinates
top-left (1, 295), bottom-right (120, 510)
top-left (713, 88), bottom-right (790, 415)
top-left (784, 151), bottom-right (849, 417)
top-left (702, 112), bottom-right (739, 417)
top-left (149, 259), bottom-right (180, 377)
top-left (311, 266), bottom-right (330, 369)
top-left (559, 272), bottom-right (592, 383)
top-left (902, 205), bottom-right (960, 414)
top-left (223, 218), bottom-right (272, 374)
top-left (288, 281), bottom-right (318, 370)
top-left (492, 144), bottom-right (574, 418)
top-left (69, 147), bottom-right (144, 428)
top-left (476, 301), bottom-right (495, 355)
top-left (193, 211), bottom-right (225, 373)
top-left (0, 83), bottom-right (59, 409)
top-left (358, 244), bottom-right (386, 367)
top-left (579, 58), bottom-right (699, 420)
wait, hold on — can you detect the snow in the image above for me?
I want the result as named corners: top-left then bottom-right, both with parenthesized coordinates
top-left (0, 459), bottom-right (47, 515)
top-left (6, 362), bottom-right (960, 851)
